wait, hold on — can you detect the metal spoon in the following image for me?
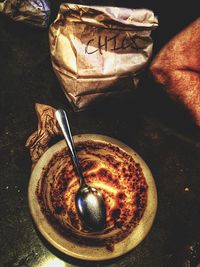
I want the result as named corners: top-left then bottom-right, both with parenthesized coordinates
top-left (55, 109), bottom-right (106, 231)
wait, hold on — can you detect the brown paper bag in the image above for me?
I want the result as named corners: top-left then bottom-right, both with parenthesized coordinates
top-left (25, 103), bottom-right (61, 166)
top-left (49, 4), bottom-right (158, 110)
top-left (0, 0), bottom-right (50, 27)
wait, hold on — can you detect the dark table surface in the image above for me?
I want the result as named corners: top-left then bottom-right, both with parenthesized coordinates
top-left (0, 2), bottom-right (200, 267)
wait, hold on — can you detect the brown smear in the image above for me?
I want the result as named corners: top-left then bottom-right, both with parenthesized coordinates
top-left (36, 140), bottom-right (148, 249)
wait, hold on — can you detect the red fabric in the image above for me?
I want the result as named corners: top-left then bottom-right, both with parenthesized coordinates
top-left (150, 18), bottom-right (200, 126)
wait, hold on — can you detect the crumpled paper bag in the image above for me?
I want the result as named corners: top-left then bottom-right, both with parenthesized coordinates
top-left (26, 103), bottom-right (61, 167)
top-left (0, 0), bottom-right (50, 27)
top-left (150, 18), bottom-right (200, 126)
top-left (49, 4), bottom-right (158, 110)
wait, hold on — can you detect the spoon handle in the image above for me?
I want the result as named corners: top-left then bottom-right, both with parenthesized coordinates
top-left (55, 109), bottom-right (84, 185)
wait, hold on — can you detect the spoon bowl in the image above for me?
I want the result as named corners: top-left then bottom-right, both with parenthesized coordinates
top-left (55, 109), bottom-right (107, 231)
top-left (76, 185), bottom-right (106, 231)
